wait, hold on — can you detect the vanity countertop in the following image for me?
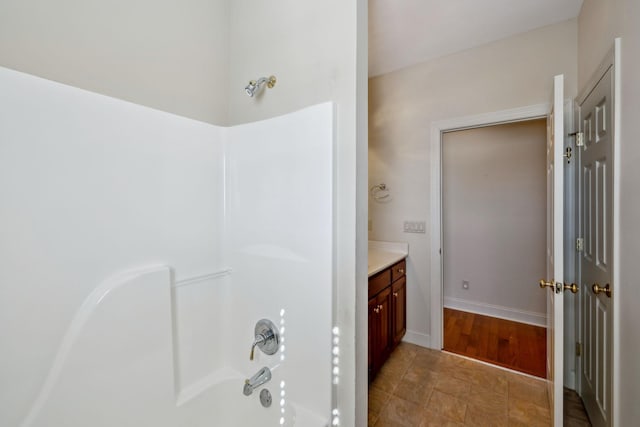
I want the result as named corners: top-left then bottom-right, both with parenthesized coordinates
top-left (368, 240), bottom-right (409, 277)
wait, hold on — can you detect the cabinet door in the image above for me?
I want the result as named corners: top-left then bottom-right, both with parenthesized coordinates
top-left (392, 276), bottom-right (407, 346)
top-left (391, 259), bottom-right (406, 283)
top-left (368, 297), bottom-right (377, 381)
top-left (376, 286), bottom-right (393, 368)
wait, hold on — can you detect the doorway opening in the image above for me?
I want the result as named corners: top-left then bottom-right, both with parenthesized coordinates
top-left (441, 119), bottom-right (548, 378)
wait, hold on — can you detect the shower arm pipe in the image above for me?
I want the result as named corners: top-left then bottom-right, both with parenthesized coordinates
top-left (253, 76), bottom-right (274, 88)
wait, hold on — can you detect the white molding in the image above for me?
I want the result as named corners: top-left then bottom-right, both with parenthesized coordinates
top-left (173, 268), bottom-right (232, 288)
top-left (444, 297), bottom-right (547, 327)
top-left (429, 103), bottom-right (551, 351)
top-left (563, 97), bottom-right (578, 391)
top-left (612, 37), bottom-right (621, 427)
top-left (402, 330), bottom-right (431, 349)
top-left (567, 369), bottom-right (576, 392)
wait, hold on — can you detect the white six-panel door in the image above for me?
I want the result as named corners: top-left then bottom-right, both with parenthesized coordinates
top-left (579, 66), bottom-right (613, 427)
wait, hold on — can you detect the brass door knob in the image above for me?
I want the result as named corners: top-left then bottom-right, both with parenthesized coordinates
top-left (563, 283), bottom-right (579, 294)
top-left (592, 283), bottom-right (611, 297)
top-left (539, 279), bottom-right (555, 290)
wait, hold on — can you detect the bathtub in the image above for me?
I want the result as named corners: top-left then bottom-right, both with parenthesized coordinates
top-left (178, 376), bottom-right (328, 427)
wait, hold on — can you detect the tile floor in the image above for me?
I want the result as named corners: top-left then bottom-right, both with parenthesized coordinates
top-left (368, 342), bottom-right (552, 426)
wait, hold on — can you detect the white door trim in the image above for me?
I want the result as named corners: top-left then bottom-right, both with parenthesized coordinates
top-left (429, 103), bottom-right (551, 350)
top-left (612, 37), bottom-right (621, 427)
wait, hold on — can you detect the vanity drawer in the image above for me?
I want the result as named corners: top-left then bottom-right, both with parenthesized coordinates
top-left (391, 260), bottom-right (406, 282)
top-left (368, 269), bottom-right (391, 299)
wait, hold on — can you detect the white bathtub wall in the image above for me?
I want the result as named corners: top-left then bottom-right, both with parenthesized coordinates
top-left (0, 67), bottom-right (229, 426)
top-left (22, 266), bottom-right (178, 426)
top-left (225, 103), bottom-right (334, 419)
top-left (172, 272), bottom-right (233, 400)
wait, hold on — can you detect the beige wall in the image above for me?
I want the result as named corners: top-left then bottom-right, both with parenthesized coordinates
top-left (442, 120), bottom-right (547, 323)
top-left (0, 0), bottom-right (230, 124)
top-left (617, 1), bottom-right (640, 423)
top-left (369, 19), bottom-right (578, 344)
top-left (577, 0), bottom-right (623, 88)
top-left (579, 0), bottom-right (640, 424)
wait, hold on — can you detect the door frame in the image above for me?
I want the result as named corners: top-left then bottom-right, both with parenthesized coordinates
top-left (430, 103), bottom-right (550, 350)
top-left (430, 102), bottom-right (579, 388)
top-left (574, 38), bottom-right (621, 425)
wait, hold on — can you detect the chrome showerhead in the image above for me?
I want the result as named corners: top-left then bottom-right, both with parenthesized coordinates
top-left (245, 81), bottom-right (258, 97)
top-left (244, 76), bottom-right (276, 97)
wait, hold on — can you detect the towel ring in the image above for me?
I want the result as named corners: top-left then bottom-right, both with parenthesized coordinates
top-left (370, 183), bottom-right (391, 202)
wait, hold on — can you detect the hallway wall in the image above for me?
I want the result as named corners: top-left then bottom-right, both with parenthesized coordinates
top-left (442, 120), bottom-right (547, 326)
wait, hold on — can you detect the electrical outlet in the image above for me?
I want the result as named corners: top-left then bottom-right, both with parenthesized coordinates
top-left (403, 221), bottom-right (426, 233)
top-left (462, 280), bottom-right (470, 290)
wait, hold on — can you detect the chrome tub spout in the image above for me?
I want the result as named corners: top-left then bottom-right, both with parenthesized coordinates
top-left (243, 366), bottom-right (271, 396)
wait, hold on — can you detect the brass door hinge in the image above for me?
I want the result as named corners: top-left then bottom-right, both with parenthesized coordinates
top-left (576, 342), bottom-right (582, 357)
top-left (569, 132), bottom-right (585, 147)
top-left (576, 238), bottom-right (584, 252)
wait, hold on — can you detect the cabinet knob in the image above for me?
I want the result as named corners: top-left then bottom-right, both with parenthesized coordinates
top-left (393, 292), bottom-right (398, 298)
top-left (398, 269), bottom-right (405, 274)
top-left (373, 306), bottom-right (380, 314)
top-left (378, 304), bottom-right (383, 312)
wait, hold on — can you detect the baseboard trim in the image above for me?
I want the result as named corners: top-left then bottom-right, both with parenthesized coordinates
top-left (444, 297), bottom-right (546, 327)
top-left (565, 369), bottom-right (576, 391)
top-left (402, 330), bottom-right (432, 349)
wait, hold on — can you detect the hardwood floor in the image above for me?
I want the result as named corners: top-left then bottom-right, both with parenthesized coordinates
top-left (443, 308), bottom-right (547, 378)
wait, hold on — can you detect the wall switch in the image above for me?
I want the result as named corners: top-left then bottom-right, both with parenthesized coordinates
top-left (462, 280), bottom-right (470, 290)
top-left (403, 221), bottom-right (426, 233)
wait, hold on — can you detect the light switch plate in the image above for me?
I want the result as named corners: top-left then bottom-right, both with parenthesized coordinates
top-left (403, 221), bottom-right (426, 233)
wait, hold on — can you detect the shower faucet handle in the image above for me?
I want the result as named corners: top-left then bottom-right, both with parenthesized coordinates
top-left (250, 335), bottom-right (266, 361)
top-left (249, 319), bottom-right (280, 361)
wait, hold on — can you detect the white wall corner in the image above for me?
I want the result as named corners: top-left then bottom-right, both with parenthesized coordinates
top-left (402, 330), bottom-right (431, 349)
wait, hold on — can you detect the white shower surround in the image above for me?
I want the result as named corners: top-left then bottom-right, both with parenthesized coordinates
top-left (0, 67), bottom-right (333, 426)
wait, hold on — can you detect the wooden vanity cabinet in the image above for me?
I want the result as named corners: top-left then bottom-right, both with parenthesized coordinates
top-left (368, 259), bottom-right (406, 382)
top-left (391, 275), bottom-right (407, 347)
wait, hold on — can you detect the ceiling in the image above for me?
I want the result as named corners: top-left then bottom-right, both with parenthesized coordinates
top-left (369, 0), bottom-right (584, 77)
